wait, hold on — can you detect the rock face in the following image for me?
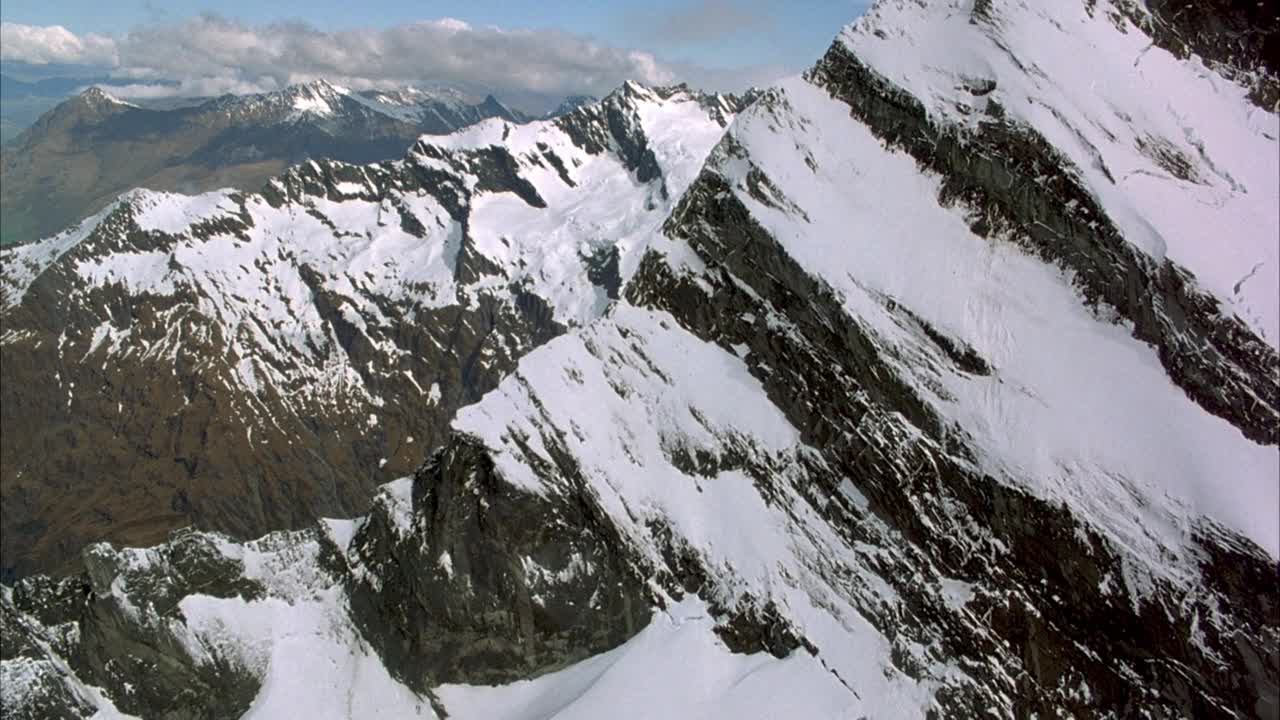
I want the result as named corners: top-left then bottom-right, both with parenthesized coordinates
top-left (2, 527), bottom-right (339, 720)
top-left (0, 81), bottom-right (540, 247)
top-left (0, 84), bottom-right (745, 578)
top-left (346, 437), bottom-right (651, 689)
top-left (1, 1), bottom-right (1277, 718)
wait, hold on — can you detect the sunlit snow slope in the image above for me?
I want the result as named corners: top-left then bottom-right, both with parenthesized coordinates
top-left (0, 83), bottom-right (745, 576)
top-left (1, 1), bottom-right (1277, 719)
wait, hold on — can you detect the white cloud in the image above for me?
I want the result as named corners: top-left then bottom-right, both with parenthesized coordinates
top-left (0, 22), bottom-right (118, 66)
top-left (0, 16), bottom-right (785, 103)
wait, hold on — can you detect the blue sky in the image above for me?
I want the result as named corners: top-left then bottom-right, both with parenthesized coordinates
top-left (1, 0), bottom-right (869, 71)
top-left (0, 1), bottom-right (872, 108)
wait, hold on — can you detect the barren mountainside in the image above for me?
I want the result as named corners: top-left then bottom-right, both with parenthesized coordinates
top-left (1, 0), bottom-right (1277, 718)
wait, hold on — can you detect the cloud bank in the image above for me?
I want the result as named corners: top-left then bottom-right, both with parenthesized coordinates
top-left (0, 16), bottom-right (783, 103)
top-left (0, 22), bottom-right (118, 66)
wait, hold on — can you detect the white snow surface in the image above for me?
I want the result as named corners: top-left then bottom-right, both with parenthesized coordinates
top-left (285, 80), bottom-right (349, 118)
top-left (351, 86), bottom-right (483, 124)
top-left (706, 76), bottom-right (1278, 562)
top-left (4, 7), bottom-right (1278, 717)
top-left (419, 84), bottom-right (732, 324)
top-left (180, 539), bottom-right (437, 720)
top-left (846, 0), bottom-right (1280, 346)
top-left (1, 85), bottom-right (735, 415)
top-left (456, 305), bottom-right (944, 715)
top-left (438, 598), bottom-right (852, 720)
top-left (0, 200), bottom-right (125, 312)
top-left (130, 189), bottom-right (240, 235)
top-left (51, 528), bottom-right (862, 719)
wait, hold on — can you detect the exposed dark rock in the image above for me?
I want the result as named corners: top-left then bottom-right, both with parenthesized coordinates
top-left (6, 531), bottom-right (272, 720)
top-left (713, 600), bottom-right (811, 659)
top-left (1102, 0), bottom-right (1280, 109)
top-left (807, 40), bottom-right (1280, 445)
top-left (583, 245), bottom-right (623, 300)
top-left (556, 88), bottom-right (667, 199)
top-left (627, 161), bottom-right (1280, 716)
top-left (1, 590), bottom-right (96, 720)
top-left (346, 434), bottom-right (652, 689)
top-left (0, 145), bottom-right (573, 577)
top-left (1, 10), bottom-right (1276, 717)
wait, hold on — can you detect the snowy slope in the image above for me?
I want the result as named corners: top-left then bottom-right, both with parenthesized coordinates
top-left (4, 83), bottom-right (733, 399)
top-left (448, 305), bottom-right (947, 716)
top-left (1, 1), bottom-right (1277, 718)
top-left (847, 0), bottom-right (1280, 346)
top-left (352, 87), bottom-right (528, 130)
top-left (702, 77), bottom-right (1278, 559)
top-left (437, 598), bottom-right (852, 720)
top-left (0, 83), bottom-right (745, 576)
top-left (201, 80), bottom-right (520, 131)
top-left (1, 522), bottom-right (856, 720)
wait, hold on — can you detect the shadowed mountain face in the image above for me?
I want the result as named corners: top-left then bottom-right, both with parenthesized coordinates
top-left (0, 1), bottom-right (1277, 718)
top-left (0, 81), bottom-right (534, 247)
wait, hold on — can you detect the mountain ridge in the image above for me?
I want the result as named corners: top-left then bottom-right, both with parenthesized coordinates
top-left (1, 0), bottom-right (1277, 718)
top-left (0, 79), bottom-right (555, 247)
top-left (0, 81), bottom-right (750, 579)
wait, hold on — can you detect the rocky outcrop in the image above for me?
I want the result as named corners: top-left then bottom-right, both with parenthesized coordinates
top-left (1, 587), bottom-right (95, 720)
top-left (4, 530), bottom-right (271, 720)
top-left (346, 435), bottom-right (652, 689)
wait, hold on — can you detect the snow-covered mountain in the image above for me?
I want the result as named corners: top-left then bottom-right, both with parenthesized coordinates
top-left (0, 81), bottom-right (747, 578)
top-left (352, 86), bottom-right (529, 131)
top-left (0, 80), bottom-right (540, 247)
top-left (201, 80), bottom-right (530, 134)
top-left (1, 0), bottom-right (1277, 718)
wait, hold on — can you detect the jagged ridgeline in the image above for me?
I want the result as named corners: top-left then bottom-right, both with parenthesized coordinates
top-left (2, 0), bottom-right (1278, 718)
top-left (0, 82), bottom-right (747, 579)
top-left (0, 81), bottom-right (534, 248)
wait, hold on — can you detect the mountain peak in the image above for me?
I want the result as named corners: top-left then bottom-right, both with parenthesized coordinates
top-left (474, 93), bottom-right (520, 120)
top-left (76, 85), bottom-right (133, 108)
top-left (281, 79), bottom-right (350, 116)
top-left (5, 2), bottom-right (1278, 717)
top-left (293, 78), bottom-right (347, 95)
top-left (548, 94), bottom-right (598, 117)
top-left (617, 79), bottom-right (653, 98)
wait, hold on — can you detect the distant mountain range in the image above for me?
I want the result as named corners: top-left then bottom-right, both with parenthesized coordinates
top-left (0, 80), bottom-right (590, 246)
top-left (1, 74), bottom-right (115, 100)
top-left (1, 74), bottom-right (122, 145)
